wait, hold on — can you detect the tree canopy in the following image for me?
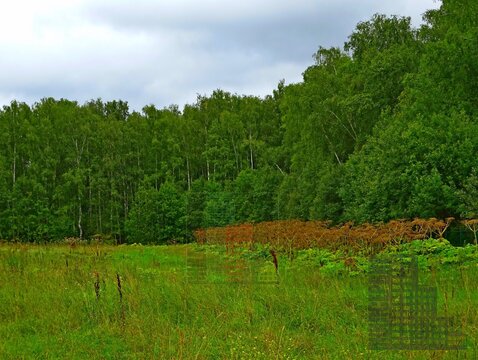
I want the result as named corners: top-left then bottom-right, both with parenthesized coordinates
top-left (0, 0), bottom-right (476, 243)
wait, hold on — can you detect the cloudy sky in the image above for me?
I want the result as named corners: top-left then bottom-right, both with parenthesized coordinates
top-left (0, 0), bottom-right (440, 111)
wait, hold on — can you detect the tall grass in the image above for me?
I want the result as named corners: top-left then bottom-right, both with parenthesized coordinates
top-left (0, 243), bottom-right (476, 359)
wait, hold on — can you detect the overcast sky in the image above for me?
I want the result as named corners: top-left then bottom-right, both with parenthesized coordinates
top-left (0, 0), bottom-right (440, 111)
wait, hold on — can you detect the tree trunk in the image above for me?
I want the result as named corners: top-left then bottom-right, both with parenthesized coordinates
top-left (12, 142), bottom-right (16, 186)
top-left (78, 194), bottom-right (83, 239)
top-left (186, 156), bottom-right (191, 191)
top-left (249, 132), bottom-right (254, 169)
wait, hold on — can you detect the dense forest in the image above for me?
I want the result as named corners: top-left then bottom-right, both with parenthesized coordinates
top-left (1, 0), bottom-right (477, 243)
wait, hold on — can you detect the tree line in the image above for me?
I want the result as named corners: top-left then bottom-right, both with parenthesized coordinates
top-left (1, 0), bottom-right (477, 243)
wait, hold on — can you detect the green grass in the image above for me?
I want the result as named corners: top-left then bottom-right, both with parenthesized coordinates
top-left (0, 241), bottom-right (477, 359)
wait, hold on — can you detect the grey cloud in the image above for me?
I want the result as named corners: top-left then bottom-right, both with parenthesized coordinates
top-left (84, 0), bottom-right (436, 60)
top-left (85, 1), bottom-right (370, 62)
top-left (0, 0), bottom-right (440, 111)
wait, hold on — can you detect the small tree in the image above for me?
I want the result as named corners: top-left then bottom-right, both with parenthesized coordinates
top-left (461, 220), bottom-right (478, 245)
top-left (459, 169), bottom-right (478, 218)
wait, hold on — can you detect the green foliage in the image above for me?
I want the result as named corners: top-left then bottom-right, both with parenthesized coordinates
top-left (3, 243), bottom-right (477, 358)
top-left (1, 1), bottom-right (478, 242)
top-left (311, 163), bottom-right (344, 221)
top-left (383, 237), bottom-right (478, 270)
top-left (202, 182), bottom-right (236, 228)
top-left (345, 14), bottom-right (417, 61)
top-left (459, 169), bottom-right (478, 218)
top-left (184, 178), bottom-right (208, 230)
top-left (125, 182), bottom-right (186, 244)
top-left (234, 167), bottom-right (282, 223)
top-left (341, 112), bottom-right (478, 222)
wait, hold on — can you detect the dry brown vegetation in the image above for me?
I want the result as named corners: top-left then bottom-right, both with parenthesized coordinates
top-left (194, 218), bottom-right (458, 253)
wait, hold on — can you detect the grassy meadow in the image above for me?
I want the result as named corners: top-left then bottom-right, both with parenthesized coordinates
top-left (0, 241), bottom-right (477, 359)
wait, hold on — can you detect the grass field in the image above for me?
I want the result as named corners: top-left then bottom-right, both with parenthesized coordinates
top-left (0, 241), bottom-right (477, 359)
